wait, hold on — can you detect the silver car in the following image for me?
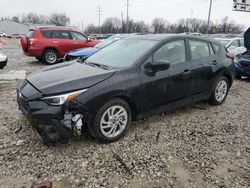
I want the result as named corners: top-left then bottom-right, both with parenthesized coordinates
top-left (215, 37), bottom-right (246, 54)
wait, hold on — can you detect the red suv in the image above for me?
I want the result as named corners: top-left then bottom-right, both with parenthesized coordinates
top-left (20, 27), bottom-right (98, 64)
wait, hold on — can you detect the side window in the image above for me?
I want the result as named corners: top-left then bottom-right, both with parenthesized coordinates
top-left (189, 40), bottom-right (210, 60)
top-left (53, 31), bottom-right (71, 39)
top-left (71, 32), bottom-right (87, 41)
top-left (153, 40), bottom-right (186, 65)
top-left (41, 31), bottom-right (52, 38)
top-left (211, 43), bottom-right (220, 53)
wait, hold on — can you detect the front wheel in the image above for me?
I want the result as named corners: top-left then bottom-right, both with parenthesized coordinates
top-left (89, 98), bottom-right (132, 142)
top-left (209, 76), bottom-right (229, 105)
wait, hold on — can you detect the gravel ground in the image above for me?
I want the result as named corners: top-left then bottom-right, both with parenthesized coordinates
top-left (0, 40), bottom-right (249, 188)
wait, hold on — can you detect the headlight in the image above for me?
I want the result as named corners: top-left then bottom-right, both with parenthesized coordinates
top-left (42, 89), bottom-right (87, 105)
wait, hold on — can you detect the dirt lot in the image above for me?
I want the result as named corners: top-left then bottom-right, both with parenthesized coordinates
top-left (0, 40), bottom-right (249, 188)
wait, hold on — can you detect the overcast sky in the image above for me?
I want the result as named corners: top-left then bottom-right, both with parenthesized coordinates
top-left (0, 0), bottom-right (249, 29)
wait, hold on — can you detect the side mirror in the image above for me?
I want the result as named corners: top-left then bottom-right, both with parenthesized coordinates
top-left (144, 60), bottom-right (170, 75)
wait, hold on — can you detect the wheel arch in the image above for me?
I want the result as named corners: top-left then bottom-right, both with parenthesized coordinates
top-left (222, 72), bottom-right (233, 87)
top-left (113, 95), bottom-right (137, 121)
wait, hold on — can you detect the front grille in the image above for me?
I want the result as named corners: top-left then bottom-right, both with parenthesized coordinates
top-left (240, 62), bottom-right (250, 69)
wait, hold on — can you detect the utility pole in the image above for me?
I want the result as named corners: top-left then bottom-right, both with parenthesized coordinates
top-left (207, 0), bottom-right (213, 34)
top-left (82, 20), bottom-right (84, 32)
top-left (121, 12), bottom-right (124, 33)
top-left (97, 4), bottom-right (102, 34)
top-left (126, 0), bottom-right (129, 33)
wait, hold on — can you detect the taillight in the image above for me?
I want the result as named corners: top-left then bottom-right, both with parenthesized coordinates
top-left (29, 39), bottom-right (35, 45)
top-left (226, 53), bottom-right (234, 60)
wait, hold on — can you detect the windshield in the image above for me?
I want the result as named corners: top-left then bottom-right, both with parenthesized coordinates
top-left (218, 39), bottom-right (230, 46)
top-left (86, 39), bottom-right (157, 68)
top-left (95, 37), bottom-right (120, 49)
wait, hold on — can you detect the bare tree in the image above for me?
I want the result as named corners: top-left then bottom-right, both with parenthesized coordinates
top-left (151, 18), bottom-right (166, 33)
top-left (102, 17), bottom-right (122, 33)
top-left (133, 21), bottom-right (149, 33)
top-left (49, 13), bottom-right (70, 26)
top-left (11, 16), bottom-right (20, 23)
top-left (85, 24), bottom-right (99, 34)
top-left (22, 13), bottom-right (41, 24)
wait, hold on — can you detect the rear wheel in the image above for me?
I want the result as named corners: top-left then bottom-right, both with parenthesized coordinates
top-left (42, 49), bottom-right (59, 64)
top-left (209, 76), bottom-right (229, 105)
top-left (89, 98), bottom-right (132, 142)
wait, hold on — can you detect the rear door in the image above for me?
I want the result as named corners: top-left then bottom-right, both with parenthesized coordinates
top-left (188, 39), bottom-right (218, 96)
top-left (52, 30), bottom-right (73, 57)
top-left (70, 31), bottom-right (90, 49)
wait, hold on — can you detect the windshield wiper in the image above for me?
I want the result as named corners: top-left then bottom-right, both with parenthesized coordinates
top-left (85, 62), bottom-right (109, 70)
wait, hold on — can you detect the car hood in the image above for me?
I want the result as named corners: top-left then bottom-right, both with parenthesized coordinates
top-left (244, 27), bottom-right (250, 50)
top-left (26, 61), bottom-right (115, 95)
top-left (68, 47), bottom-right (99, 57)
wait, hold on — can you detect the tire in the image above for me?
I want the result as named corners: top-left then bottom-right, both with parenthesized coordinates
top-left (89, 98), bottom-right (132, 142)
top-left (209, 76), bottom-right (229, 105)
top-left (42, 49), bottom-right (59, 64)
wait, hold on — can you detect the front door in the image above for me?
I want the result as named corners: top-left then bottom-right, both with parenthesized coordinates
top-left (139, 39), bottom-right (192, 112)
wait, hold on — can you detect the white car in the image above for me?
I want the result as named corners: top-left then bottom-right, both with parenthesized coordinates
top-left (215, 37), bottom-right (246, 55)
top-left (0, 32), bottom-right (6, 37)
top-left (0, 48), bottom-right (7, 69)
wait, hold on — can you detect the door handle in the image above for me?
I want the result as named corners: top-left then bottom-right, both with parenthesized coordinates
top-left (182, 70), bottom-right (191, 75)
top-left (181, 70), bottom-right (191, 79)
top-left (212, 60), bottom-right (218, 65)
top-left (73, 42), bottom-right (79, 44)
top-left (52, 41), bottom-right (59, 44)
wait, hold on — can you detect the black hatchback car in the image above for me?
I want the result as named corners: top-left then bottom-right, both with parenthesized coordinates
top-left (17, 34), bottom-right (234, 144)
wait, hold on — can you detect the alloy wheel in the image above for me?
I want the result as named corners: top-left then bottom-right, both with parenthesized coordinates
top-left (215, 80), bottom-right (228, 102)
top-left (100, 105), bottom-right (128, 138)
top-left (46, 52), bottom-right (57, 64)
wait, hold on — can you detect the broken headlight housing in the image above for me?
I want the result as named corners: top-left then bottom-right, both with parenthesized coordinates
top-left (42, 89), bottom-right (87, 106)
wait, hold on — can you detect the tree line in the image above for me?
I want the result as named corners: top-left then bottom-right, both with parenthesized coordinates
top-left (1, 12), bottom-right (244, 34)
top-left (86, 16), bottom-right (244, 34)
top-left (1, 13), bottom-right (70, 26)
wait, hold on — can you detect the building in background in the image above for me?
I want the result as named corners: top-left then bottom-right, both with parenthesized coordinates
top-left (0, 20), bottom-right (29, 36)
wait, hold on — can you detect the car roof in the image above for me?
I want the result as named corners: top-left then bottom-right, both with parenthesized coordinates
top-left (35, 27), bottom-right (80, 32)
top-left (121, 34), bottom-right (220, 44)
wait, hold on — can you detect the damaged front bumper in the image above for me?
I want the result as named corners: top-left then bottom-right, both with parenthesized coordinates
top-left (17, 89), bottom-right (90, 144)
